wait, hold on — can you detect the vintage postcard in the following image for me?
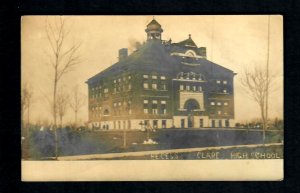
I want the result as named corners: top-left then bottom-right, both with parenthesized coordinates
top-left (21, 15), bottom-right (283, 181)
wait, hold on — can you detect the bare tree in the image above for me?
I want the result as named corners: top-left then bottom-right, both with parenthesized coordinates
top-left (69, 85), bottom-right (86, 127)
top-left (45, 16), bottom-right (81, 159)
top-left (56, 91), bottom-right (69, 128)
top-left (240, 66), bottom-right (273, 143)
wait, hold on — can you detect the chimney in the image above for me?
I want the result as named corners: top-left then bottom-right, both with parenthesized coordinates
top-left (118, 48), bottom-right (128, 62)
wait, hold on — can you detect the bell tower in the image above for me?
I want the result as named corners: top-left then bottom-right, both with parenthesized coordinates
top-left (145, 19), bottom-right (163, 41)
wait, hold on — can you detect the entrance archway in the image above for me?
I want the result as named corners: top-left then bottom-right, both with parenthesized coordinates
top-left (184, 99), bottom-right (200, 128)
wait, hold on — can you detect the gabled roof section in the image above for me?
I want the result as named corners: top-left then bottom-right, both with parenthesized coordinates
top-left (175, 35), bottom-right (198, 47)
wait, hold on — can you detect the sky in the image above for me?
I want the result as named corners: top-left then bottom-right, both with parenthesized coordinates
top-left (21, 15), bottom-right (283, 124)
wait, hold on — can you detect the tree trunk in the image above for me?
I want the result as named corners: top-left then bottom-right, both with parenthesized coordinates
top-left (260, 102), bottom-right (266, 145)
top-left (53, 77), bottom-right (58, 160)
top-left (75, 110), bottom-right (78, 128)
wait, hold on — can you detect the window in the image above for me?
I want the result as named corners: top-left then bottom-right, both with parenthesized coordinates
top-left (210, 102), bottom-right (215, 106)
top-left (143, 74), bottom-right (149, 79)
top-left (186, 85), bottom-right (190, 91)
top-left (180, 85), bottom-right (184, 90)
top-left (144, 108), bottom-right (148, 114)
top-left (104, 88), bottom-right (108, 93)
top-left (161, 101), bottom-right (166, 114)
top-left (161, 76), bottom-right (166, 80)
top-left (199, 119), bottom-right (204, 128)
top-left (153, 120), bottom-right (158, 128)
top-left (152, 83), bottom-right (157, 90)
top-left (161, 83), bottom-right (167, 90)
top-left (143, 100), bottom-right (148, 114)
top-left (225, 120), bottom-right (230, 127)
top-left (128, 83), bottom-right (132, 90)
top-left (144, 100), bottom-right (148, 104)
top-left (224, 102), bottom-right (228, 106)
top-left (143, 83), bottom-right (149, 89)
top-left (118, 78), bottom-right (121, 82)
top-left (216, 80), bottom-right (221, 84)
top-left (123, 77), bottom-right (126, 81)
top-left (113, 80), bottom-right (117, 83)
top-left (219, 120), bottom-right (222, 127)
top-left (152, 75), bottom-right (157, 79)
top-left (211, 120), bottom-right (215, 127)
top-left (217, 111), bottom-right (222, 115)
top-left (193, 86), bottom-right (196, 91)
top-left (128, 75), bottom-right (131, 80)
top-left (118, 102), bottom-right (122, 106)
top-left (162, 120), bottom-right (166, 128)
top-left (113, 102), bottom-right (117, 107)
top-left (198, 86), bottom-right (202, 92)
top-left (223, 89), bottom-right (227, 93)
top-left (223, 80), bottom-right (227, 84)
top-left (152, 100), bottom-right (158, 114)
top-left (217, 102), bottom-right (222, 106)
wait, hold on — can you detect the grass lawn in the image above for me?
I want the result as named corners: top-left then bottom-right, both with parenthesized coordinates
top-left (25, 128), bottom-right (283, 159)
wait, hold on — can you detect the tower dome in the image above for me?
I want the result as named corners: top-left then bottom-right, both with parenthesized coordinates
top-left (145, 19), bottom-right (163, 41)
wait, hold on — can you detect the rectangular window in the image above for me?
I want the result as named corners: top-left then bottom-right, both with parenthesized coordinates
top-left (152, 75), bottom-right (157, 79)
top-left (198, 86), bottom-right (202, 92)
top-left (161, 101), bottom-right (166, 114)
top-left (225, 120), bottom-right (230, 127)
top-left (128, 75), bottom-right (131, 80)
top-left (199, 119), bottom-right (204, 128)
top-left (211, 120), bottom-right (215, 127)
top-left (180, 85), bottom-right (184, 90)
top-left (143, 75), bottom-right (149, 79)
top-left (160, 76), bottom-right (166, 80)
top-left (128, 120), bottom-right (131, 129)
top-left (217, 102), bottom-right (222, 106)
top-left (153, 120), bottom-right (158, 128)
top-left (223, 80), bottom-right (227, 84)
top-left (223, 89), bottom-right (227, 93)
top-left (143, 82), bottom-right (149, 89)
top-left (144, 109), bottom-right (148, 114)
top-left (152, 101), bottom-right (158, 114)
top-left (218, 111), bottom-right (222, 115)
top-left (104, 88), bottom-right (108, 93)
top-left (210, 102), bottom-right (215, 105)
top-left (152, 83), bottom-right (157, 89)
top-left (118, 78), bottom-right (121, 82)
top-left (118, 102), bottom-right (122, 106)
top-left (161, 83), bottom-right (167, 90)
top-left (193, 85), bottom-right (196, 91)
top-left (219, 120), bottom-right (222, 127)
top-left (162, 120), bottom-right (166, 128)
top-left (216, 80), bottom-right (221, 84)
top-left (224, 102), bottom-right (228, 106)
top-left (128, 83), bottom-right (132, 90)
top-left (113, 80), bottom-right (117, 83)
top-left (186, 85), bottom-right (190, 91)
top-left (144, 100), bottom-right (148, 104)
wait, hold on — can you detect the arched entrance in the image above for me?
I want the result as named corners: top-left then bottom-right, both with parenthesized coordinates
top-left (184, 99), bottom-right (200, 128)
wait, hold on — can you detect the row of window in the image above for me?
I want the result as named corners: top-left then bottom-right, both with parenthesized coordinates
top-left (143, 82), bottom-right (167, 90)
top-left (179, 84), bottom-right (202, 92)
top-left (143, 74), bottom-right (166, 80)
top-left (211, 119), bottom-right (230, 127)
top-left (143, 100), bottom-right (167, 115)
top-left (176, 72), bottom-right (205, 81)
top-left (113, 75), bottom-right (132, 84)
top-left (210, 101), bottom-right (229, 106)
top-left (216, 80), bottom-right (228, 84)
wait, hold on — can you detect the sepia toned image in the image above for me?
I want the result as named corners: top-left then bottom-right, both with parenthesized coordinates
top-left (21, 15), bottom-right (283, 181)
